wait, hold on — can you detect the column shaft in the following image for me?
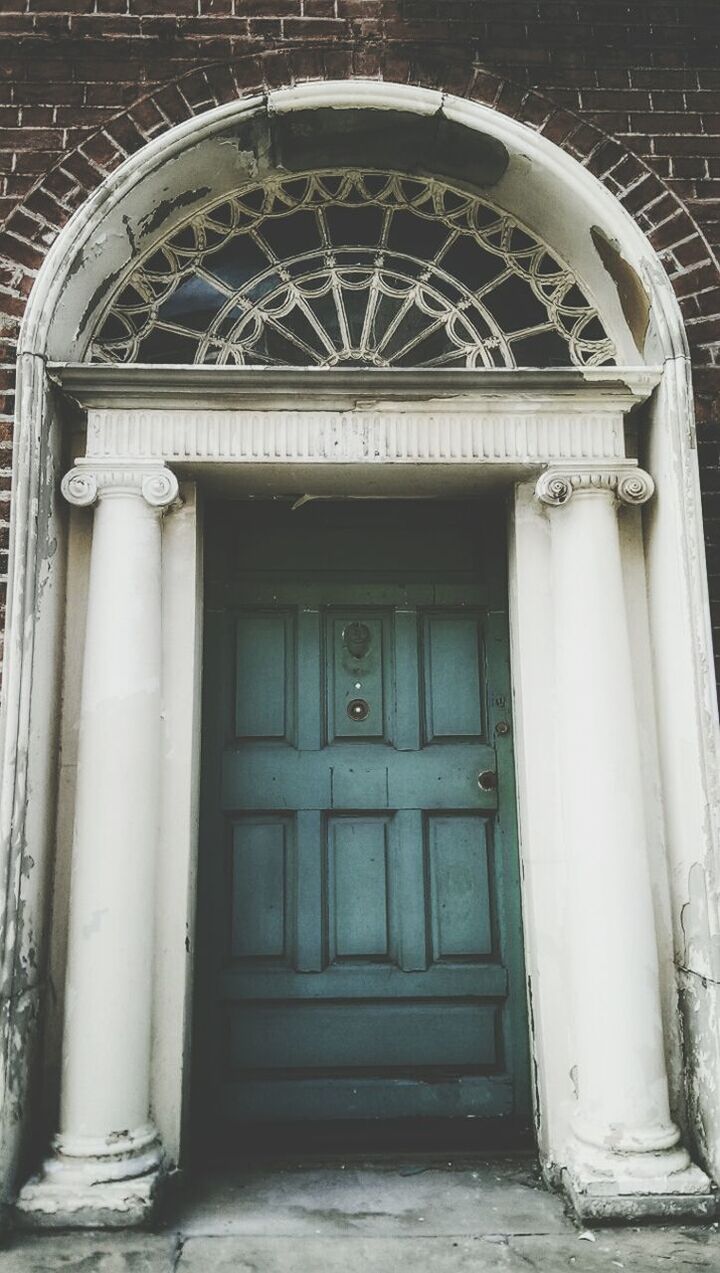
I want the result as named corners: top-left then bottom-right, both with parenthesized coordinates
top-left (16, 463), bottom-right (178, 1228)
top-left (61, 489), bottom-right (162, 1151)
top-left (550, 488), bottom-right (675, 1151)
top-left (537, 467), bottom-right (713, 1219)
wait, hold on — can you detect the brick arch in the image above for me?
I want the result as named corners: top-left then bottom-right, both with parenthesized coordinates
top-left (2, 41), bottom-right (719, 388)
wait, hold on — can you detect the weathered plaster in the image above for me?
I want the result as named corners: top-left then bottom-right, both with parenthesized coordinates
top-left (640, 358), bottom-right (720, 1179)
top-left (591, 226), bottom-right (651, 354)
top-left (0, 371), bottom-right (67, 1209)
top-left (678, 859), bottom-right (720, 1170)
top-left (153, 483), bottom-right (203, 1165)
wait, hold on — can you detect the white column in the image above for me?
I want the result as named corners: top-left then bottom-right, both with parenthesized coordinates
top-left (17, 461), bottom-right (178, 1229)
top-left (536, 466), bottom-right (712, 1220)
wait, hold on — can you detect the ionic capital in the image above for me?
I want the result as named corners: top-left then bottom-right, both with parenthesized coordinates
top-left (535, 466), bottom-right (655, 509)
top-left (61, 462), bottom-right (179, 510)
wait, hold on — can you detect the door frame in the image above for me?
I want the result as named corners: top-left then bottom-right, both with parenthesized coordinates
top-left (43, 365), bottom-right (673, 1181)
top-left (191, 497), bottom-right (533, 1141)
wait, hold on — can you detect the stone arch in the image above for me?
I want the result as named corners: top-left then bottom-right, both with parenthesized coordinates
top-left (11, 79), bottom-right (702, 366)
top-left (2, 49), bottom-right (719, 379)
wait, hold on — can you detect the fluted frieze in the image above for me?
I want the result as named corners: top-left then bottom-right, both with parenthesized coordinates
top-left (86, 408), bottom-right (626, 467)
top-left (61, 462), bottom-right (179, 510)
top-left (535, 466), bottom-right (655, 508)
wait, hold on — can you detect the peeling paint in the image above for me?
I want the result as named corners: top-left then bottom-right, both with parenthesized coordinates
top-left (591, 225), bottom-right (651, 352)
top-left (121, 215), bottom-right (137, 257)
top-left (79, 268), bottom-right (124, 344)
top-left (525, 973), bottom-right (542, 1135)
top-left (138, 186), bottom-right (212, 241)
top-left (680, 861), bottom-right (720, 983)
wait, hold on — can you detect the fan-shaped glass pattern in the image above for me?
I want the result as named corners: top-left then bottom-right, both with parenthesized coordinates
top-left (91, 171), bottom-right (616, 369)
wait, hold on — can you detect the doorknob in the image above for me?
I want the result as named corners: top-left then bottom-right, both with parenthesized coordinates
top-left (477, 770), bottom-right (497, 791)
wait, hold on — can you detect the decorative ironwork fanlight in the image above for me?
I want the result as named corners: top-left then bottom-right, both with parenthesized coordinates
top-left (91, 171), bottom-right (616, 369)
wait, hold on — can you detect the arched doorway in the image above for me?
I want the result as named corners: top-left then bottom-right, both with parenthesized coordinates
top-left (5, 84), bottom-right (718, 1226)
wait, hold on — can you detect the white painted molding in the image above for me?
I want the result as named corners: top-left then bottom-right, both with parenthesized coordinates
top-left (52, 1124), bottom-right (161, 1164)
top-left (73, 371), bottom-right (656, 471)
top-left (61, 463), bottom-right (179, 509)
top-left (83, 407), bottom-right (629, 468)
top-left (52, 364), bottom-right (662, 411)
top-left (535, 467), bottom-right (655, 507)
top-left (59, 470), bottom-right (97, 508)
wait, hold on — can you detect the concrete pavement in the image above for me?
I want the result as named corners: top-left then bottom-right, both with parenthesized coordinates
top-left (3, 1155), bottom-right (719, 1270)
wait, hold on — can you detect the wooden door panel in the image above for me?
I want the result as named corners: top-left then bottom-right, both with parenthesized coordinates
top-left (229, 818), bottom-right (289, 962)
top-left (221, 745), bottom-right (498, 810)
top-left (392, 608), bottom-right (422, 751)
top-left (422, 612), bottom-right (485, 740)
top-left (393, 807), bottom-right (428, 972)
top-left (295, 809), bottom-right (324, 972)
top-left (227, 1001), bottom-right (500, 1071)
top-left (329, 759), bottom-right (390, 809)
top-left (222, 750), bottom-right (332, 810)
top-left (428, 815), bottom-right (494, 960)
top-left (197, 500), bottom-right (530, 1130)
top-left (234, 612), bottom-right (295, 740)
top-left (385, 746), bottom-right (496, 810)
top-left (219, 962), bottom-right (509, 1000)
top-left (223, 810), bottom-right (499, 985)
top-left (219, 1074), bottom-right (515, 1123)
top-left (328, 816), bottom-right (391, 961)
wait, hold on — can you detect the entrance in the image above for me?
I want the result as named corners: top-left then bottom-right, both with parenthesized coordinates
top-left (10, 78), bottom-right (717, 1224)
top-left (195, 497), bottom-right (530, 1138)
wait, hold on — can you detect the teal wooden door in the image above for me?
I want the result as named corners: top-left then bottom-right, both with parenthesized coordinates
top-left (196, 500), bottom-right (530, 1130)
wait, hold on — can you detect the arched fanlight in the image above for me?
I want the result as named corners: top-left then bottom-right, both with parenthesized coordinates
top-left (91, 170), bottom-right (616, 369)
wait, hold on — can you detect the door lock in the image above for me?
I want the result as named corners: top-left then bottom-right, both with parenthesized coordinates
top-left (477, 770), bottom-right (497, 791)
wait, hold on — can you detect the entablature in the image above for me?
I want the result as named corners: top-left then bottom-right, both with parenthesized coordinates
top-left (51, 365), bottom-right (660, 484)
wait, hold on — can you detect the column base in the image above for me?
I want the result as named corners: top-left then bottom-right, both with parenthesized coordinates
top-left (562, 1143), bottom-right (718, 1223)
top-left (14, 1125), bottom-right (165, 1230)
top-left (15, 1168), bottom-right (163, 1229)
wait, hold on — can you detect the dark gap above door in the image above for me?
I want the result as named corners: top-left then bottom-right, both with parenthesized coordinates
top-left (203, 497), bottom-right (509, 588)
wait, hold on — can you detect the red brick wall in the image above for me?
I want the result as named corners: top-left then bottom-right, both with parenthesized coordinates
top-left (1, 2), bottom-right (720, 683)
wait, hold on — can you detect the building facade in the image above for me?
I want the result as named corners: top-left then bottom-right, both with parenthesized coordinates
top-left (1, 2), bottom-right (720, 1230)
